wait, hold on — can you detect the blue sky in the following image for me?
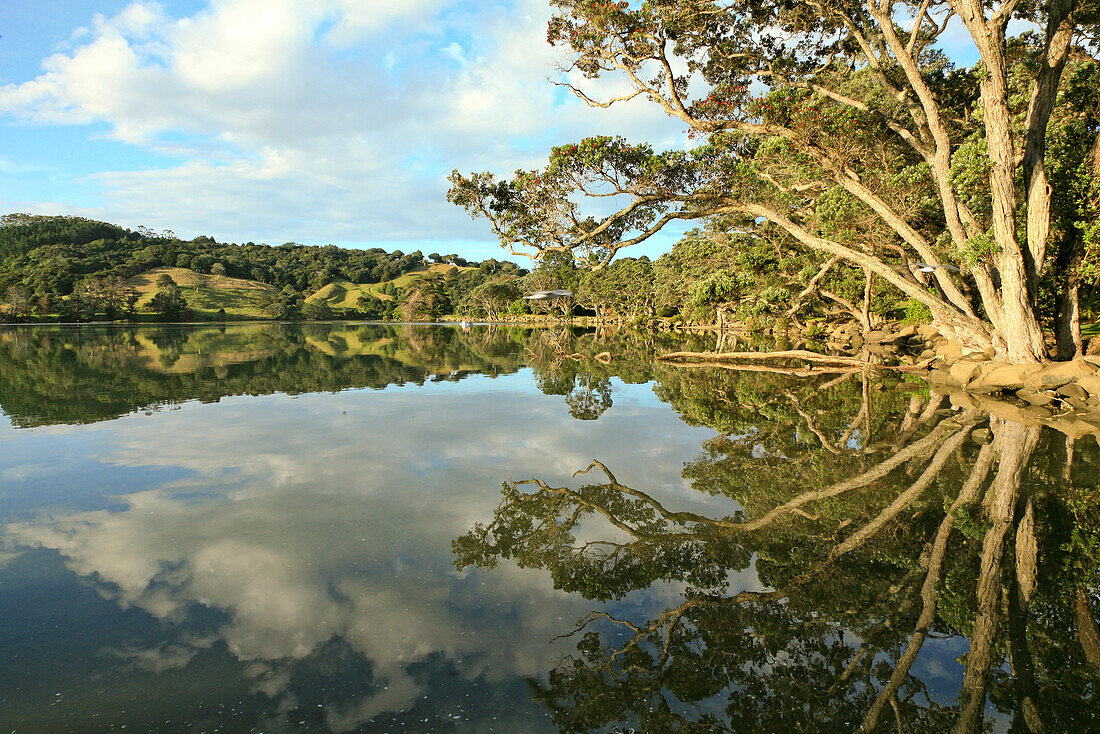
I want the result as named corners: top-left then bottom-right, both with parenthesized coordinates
top-left (0, 0), bottom-right (690, 262)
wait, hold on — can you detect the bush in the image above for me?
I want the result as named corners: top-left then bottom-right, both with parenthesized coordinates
top-left (302, 300), bottom-right (334, 321)
top-left (900, 299), bottom-right (932, 323)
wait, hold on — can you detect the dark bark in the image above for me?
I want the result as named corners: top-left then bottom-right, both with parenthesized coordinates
top-left (1055, 284), bottom-right (1084, 361)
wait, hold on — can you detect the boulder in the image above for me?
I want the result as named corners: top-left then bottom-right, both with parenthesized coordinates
top-left (948, 360), bottom-right (984, 385)
top-left (1022, 359), bottom-right (1098, 389)
top-left (917, 324), bottom-right (940, 340)
top-left (895, 324), bottom-right (919, 339)
top-left (1020, 390), bottom-right (1055, 407)
top-left (1058, 382), bottom-right (1090, 400)
top-left (948, 391), bottom-right (978, 410)
top-left (865, 329), bottom-right (888, 343)
top-left (1064, 396), bottom-right (1092, 412)
top-left (1079, 375), bottom-right (1100, 397)
top-left (971, 363), bottom-right (1043, 391)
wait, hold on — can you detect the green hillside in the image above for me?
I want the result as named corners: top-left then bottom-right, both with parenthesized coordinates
top-left (305, 264), bottom-right (476, 306)
top-left (124, 267), bottom-right (278, 318)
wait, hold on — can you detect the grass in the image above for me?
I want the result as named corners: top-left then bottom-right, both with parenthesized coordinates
top-left (122, 263), bottom-right (475, 319)
top-left (306, 279), bottom-right (379, 307)
top-left (124, 267), bottom-right (278, 318)
top-left (305, 263), bottom-right (475, 305)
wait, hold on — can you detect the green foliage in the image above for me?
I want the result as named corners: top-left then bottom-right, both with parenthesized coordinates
top-left (900, 298), bottom-right (933, 323)
top-left (0, 215), bottom-right (512, 311)
top-left (962, 231), bottom-right (1000, 265)
top-left (149, 285), bottom-right (192, 322)
top-left (301, 299), bottom-right (334, 321)
top-left (688, 270), bottom-right (741, 308)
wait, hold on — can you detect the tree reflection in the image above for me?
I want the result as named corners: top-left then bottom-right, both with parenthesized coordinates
top-left (456, 376), bottom-right (1100, 732)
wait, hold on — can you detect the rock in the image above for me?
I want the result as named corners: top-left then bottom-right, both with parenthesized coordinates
top-left (971, 428), bottom-right (992, 444)
top-left (1058, 382), bottom-right (1090, 400)
top-left (865, 329), bottom-right (888, 343)
top-left (971, 363), bottom-right (1043, 391)
top-left (896, 324), bottom-right (918, 339)
top-left (1076, 375), bottom-right (1100, 397)
top-left (949, 391), bottom-right (978, 409)
top-left (1023, 359), bottom-right (1098, 389)
top-left (960, 351), bottom-right (991, 362)
top-left (1023, 391), bottom-right (1056, 406)
top-left (919, 349), bottom-right (936, 360)
top-left (948, 360), bottom-right (984, 385)
top-left (1065, 396), bottom-right (1092, 412)
top-left (917, 324), bottom-right (940, 339)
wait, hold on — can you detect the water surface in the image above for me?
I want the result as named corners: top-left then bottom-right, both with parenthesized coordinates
top-left (0, 324), bottom-right (1096, 733)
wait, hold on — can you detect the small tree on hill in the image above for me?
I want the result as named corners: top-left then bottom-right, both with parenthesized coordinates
top-left (302, 299), bottom-right (334, 321)
top-left (149, 284), bottom-right (192, 322)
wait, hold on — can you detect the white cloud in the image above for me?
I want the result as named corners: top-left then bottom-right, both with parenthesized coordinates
top-left (441, 41), bottom-right (468, 66)
top-left (0, 0), bottom-right (686, 250)
top-left (170, 0), bottom-right (313, 92)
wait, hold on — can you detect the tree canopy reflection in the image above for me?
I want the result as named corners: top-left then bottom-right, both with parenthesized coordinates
top-left (455, 371), bottom-right (1100, 732)
top-left (0, 323), bottom-right (672, 427)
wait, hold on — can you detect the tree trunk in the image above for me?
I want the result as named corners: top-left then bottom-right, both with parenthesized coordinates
top-left (1055, 284), bottom-right (1083, 361)
top-left (862, 268), bottom-right (873, 332)
top-left (1075, 587), bottom-right (1100, 679)
top-left (995, 253), bottom-right (1048, 363)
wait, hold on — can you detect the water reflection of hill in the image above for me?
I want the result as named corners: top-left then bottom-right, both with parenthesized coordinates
top-left (0, 324), bottom-right (531, 427)
top-left (0, 323), bottom-right (719, 428)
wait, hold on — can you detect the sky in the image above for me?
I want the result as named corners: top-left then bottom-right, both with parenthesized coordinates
top-left (0, 0), bottom-right (690, 262)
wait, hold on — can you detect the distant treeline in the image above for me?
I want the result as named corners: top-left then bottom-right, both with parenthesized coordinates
top-left (0, 213), bottom-right (933, 327)
top-left (0, 213), bottom-right (517, 299)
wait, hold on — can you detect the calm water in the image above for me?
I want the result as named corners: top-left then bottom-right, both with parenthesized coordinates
top-left (0, 323), bottom-right (1096, 733)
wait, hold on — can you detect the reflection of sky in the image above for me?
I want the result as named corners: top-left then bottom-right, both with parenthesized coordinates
top-left (0, 372), bottom-right (723, 731)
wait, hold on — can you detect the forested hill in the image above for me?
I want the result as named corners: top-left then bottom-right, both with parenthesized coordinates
top-left (0, 213), bottom-right (494, 298)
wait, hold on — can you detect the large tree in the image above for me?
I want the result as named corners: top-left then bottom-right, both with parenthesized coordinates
top-left (449, 0), bottom-right (1100, 363)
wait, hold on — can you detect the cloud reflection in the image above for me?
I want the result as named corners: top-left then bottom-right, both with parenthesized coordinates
top-left (3, 376), bottom-right (716, 730)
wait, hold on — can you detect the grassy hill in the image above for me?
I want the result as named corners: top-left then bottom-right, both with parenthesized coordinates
top-left (121, 263), bottom-right (477, 319)
top-left (125, 267), bottom-right (278, 318)
top-left (305, 263), bottom-right (474, 306)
